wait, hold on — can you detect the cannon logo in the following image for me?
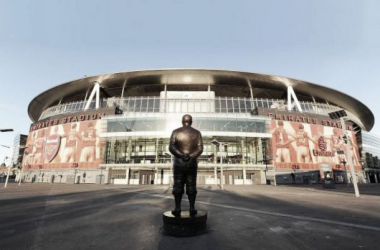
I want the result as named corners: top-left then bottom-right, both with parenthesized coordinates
top-left (313, 136), bottom-right (335, 157)
top-left (318, 136), bottom-right (327, 151)
top-left (44, 135), bottom-right (61, 162)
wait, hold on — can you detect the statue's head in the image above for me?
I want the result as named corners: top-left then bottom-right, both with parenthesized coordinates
top-left (182, 114), bottom-right (192, 127)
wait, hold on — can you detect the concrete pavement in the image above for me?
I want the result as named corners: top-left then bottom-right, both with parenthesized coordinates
top-left (1, 183), bottom-right (380, 250)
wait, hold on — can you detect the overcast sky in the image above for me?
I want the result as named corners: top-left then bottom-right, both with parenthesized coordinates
top-left (1, 0), bottom-right (379, 162)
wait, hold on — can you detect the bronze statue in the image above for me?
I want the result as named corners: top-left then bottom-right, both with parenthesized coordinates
top-left (169, 114), bottom-right (203, 216)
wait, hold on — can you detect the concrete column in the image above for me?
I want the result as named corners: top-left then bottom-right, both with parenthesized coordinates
top-left (154, 166), bottom-right (158, 185)
top-left (126, 168), bottom-right (130, 185)
top-left (260, 170), bottom-right (267, 184)
top-left (213, 144), bottom-right (217, 164)
top-left (128, 138), bottom-right (132, 160)
top-left (214, 166), bottom-right (217, 185)
top-left (164, 84), bottom-right (167, 113)
top-left (241, 139), bottom-right (246, 164)
top-left (243, 167), bottom-right (246, 185)
top-left (155, 138), bottom-right (159, 163)
top-left (248, 143), bottom-right (252, 164)
top-left (375, 173), bottom-right (378, 183)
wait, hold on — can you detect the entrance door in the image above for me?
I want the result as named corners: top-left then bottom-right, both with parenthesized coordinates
top-left (139, 170), bottom-right (154, 185)
top-left (229, 175), bottom-right (233, 185)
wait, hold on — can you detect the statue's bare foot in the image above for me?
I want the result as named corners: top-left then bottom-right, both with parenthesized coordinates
top-left (172, 208), bottom-right (181, 216)
top-left (189, 208), bottom-right (197, 216)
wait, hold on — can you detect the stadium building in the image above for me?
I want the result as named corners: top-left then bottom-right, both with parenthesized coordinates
top-left (21, 69), bottom-right (379, 185)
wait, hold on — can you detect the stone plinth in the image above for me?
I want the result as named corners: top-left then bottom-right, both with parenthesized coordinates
top-left (162, 210), bottom-right (208, 236)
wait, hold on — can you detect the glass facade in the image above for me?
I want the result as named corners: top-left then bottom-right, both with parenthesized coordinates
top-left (26, 85), bottom-right (372, 185)
top-left (361, 132), bottom-right (380, 183)
top-left (103, 114), bottom-right (270, 166)
top-left (12, 134), bottom-right (27, 167)
top-left (362, 132), bottom-right (380, 157)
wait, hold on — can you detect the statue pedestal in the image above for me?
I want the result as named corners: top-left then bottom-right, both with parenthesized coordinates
top-left (162, 210), bottom-right (208, 236)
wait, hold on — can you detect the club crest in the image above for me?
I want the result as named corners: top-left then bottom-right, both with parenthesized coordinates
top-left (44, 135), bottom-right (61, 162)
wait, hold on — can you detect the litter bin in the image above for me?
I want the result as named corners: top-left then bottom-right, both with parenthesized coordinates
top-left (323, 171), bottom-right (335, 189)
top-left (66, 175), bottom-right (75, 184)
top-left (95, 175), bottom-right (104, 185)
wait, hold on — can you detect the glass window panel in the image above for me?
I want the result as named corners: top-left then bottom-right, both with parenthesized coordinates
top-left (215, 98), bottom-right (221, 113)
top-left (239, 99), bottom-right (246, 113)
top-left (147, 99), bottom-right (155, 112)
top-left (154, 97), bottom-right (160, 112)
top-left (246, 100), bottom-right (252, 110)
top-left (220, 98), bottom-right (227, 113)
top-left (141, 98), bottom-right (148, 112)
top-left (227, 99), bottom-right (234, 113)
top-left (135, 99), bottom-right (142, 112)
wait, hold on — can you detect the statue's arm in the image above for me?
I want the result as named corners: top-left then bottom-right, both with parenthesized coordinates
top-left (190, 133), bottom-right (203, 159)
top-left (169, 131), bottom-right (184, 158)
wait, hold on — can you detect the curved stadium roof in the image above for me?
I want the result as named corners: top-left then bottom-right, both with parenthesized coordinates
top-left (28, 69), bottom-right (374, 131)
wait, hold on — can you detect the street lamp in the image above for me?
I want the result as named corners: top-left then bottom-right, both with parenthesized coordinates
top-left (339, 157), bottom-right (350, 187)
top-left (328, 110), bottom-right (360, 197)
top-left (0, 129), bottom-right (13, 132)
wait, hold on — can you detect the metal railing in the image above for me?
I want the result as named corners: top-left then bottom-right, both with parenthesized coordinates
top-left (39, 96), bottom-right (343, 120)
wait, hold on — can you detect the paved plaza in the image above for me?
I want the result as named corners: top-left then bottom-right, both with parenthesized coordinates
top-left (1, 183), bottom-right (380, 250)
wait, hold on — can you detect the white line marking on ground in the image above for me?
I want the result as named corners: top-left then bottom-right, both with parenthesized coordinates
top-left (140, 192), bottom-right (380, 232)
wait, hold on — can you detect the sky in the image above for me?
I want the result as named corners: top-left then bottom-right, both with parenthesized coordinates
top-left (0, 0), bottom-right (379, 163)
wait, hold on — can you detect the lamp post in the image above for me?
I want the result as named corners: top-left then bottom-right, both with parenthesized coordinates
top-left (2, 143), bottom-right (13, 188)
top-left (1, 129), bottom-right (14, 187)
top-left (340, 158), bottom-right (350, 187)
top-left (3, 156), bottom-right (10, 188)
top-left (329, 110), bottom-right (360, 197)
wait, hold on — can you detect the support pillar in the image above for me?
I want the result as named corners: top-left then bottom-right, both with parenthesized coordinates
top-left (128, 138), bottom-right (132, 161)
top-left (375, 173), bottom-right (378, 183)
top-left (126, 168), bottom-right (130, 185)
top-left (243, 167), bottom-right (246, 185)
top-left (155, 138), bottom-right (159, 163)
top-left (241, 139), bottom-right (246, 164)
top-left (213, 144), bottom-right (217, 164)
top-left (214, 166), bottom-right (217, 185)
top-left (287, 85), bottom-right (303, 112)
top-left (84, 81), bottom-right (101, 110)
top-left (154, 166), bottom-right (158, 185)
